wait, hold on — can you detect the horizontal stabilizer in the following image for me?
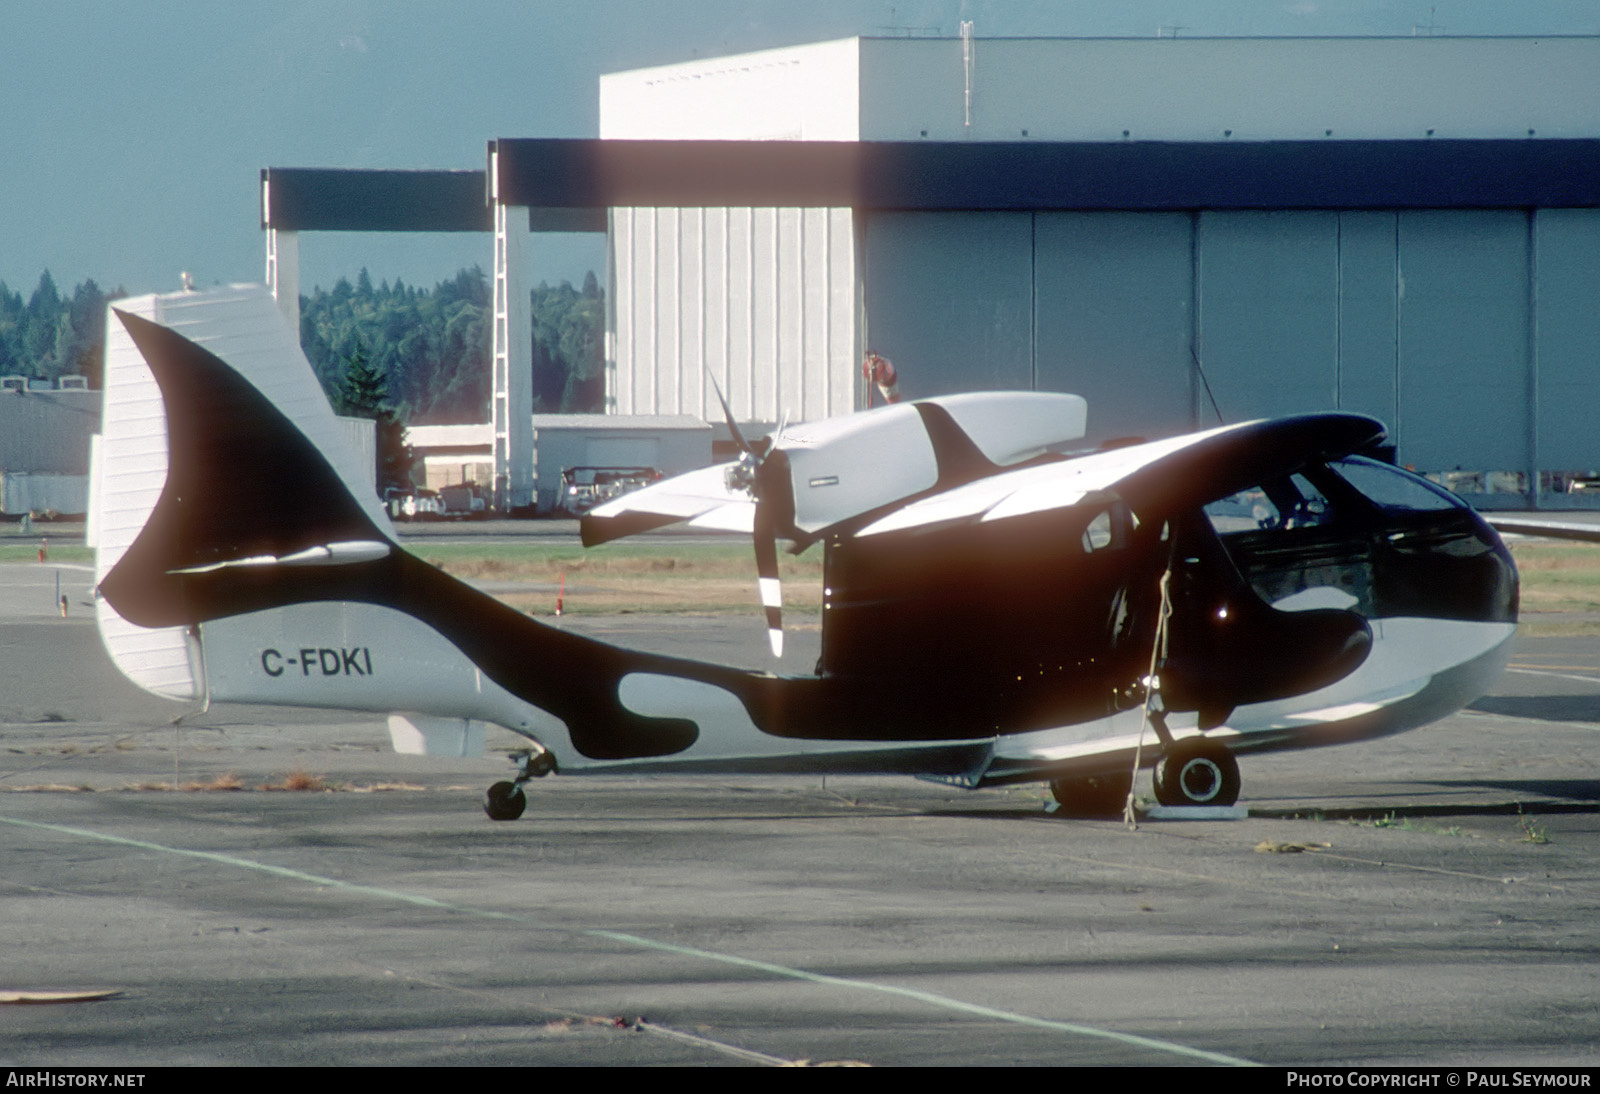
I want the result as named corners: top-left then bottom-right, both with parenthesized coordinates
top-left (167, 540), bottom-right (392, 575)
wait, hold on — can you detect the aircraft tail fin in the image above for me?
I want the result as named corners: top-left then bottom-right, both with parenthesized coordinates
top-left (90, 284), bottom-right (704, 764)
top-left (94, 285), bottom-right (394, 699)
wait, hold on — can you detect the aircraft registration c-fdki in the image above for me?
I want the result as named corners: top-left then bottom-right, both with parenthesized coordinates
top-left (94, 286), bottom-right (1518, 820)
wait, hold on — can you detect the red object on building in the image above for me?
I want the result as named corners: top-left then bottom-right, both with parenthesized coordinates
top-left (863, 352), bottom-right (901, 405)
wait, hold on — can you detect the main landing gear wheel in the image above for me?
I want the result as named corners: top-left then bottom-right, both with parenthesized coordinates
top-left (482, 748), bottom-right (553, 820)
top-left (1049, 771), bottom-right (1134, 818)
top-left (484, 780), bottom-right (527, 821)
top-left (1154, 737), bottom-right (1240, 807)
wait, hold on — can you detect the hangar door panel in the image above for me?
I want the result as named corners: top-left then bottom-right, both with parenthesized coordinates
top-left (1198, 212), bottom-right (1340, 423)
top-left (1533, 209), bottom-right (1600, 473)
top-left (1034, 213), bottom-right (1194, 443)
top-left (1335, 212), bottom-right (1399, 429)
top-left (1396, 211), bottom-right (1530, 473)
top-left (863, 213), bottom-right (1033, 400)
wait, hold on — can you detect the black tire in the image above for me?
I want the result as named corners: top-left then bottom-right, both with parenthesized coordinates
top-left (1049, 771), bottom-right (1133, 818)
top-left (484, 780), bottom-right (527, 821)
top-left (1154, 738), bottom-right (1240, 807)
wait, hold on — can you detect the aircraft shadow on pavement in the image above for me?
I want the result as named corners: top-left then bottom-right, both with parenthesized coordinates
top-left (1469, 694), bottom-right (1600, 724)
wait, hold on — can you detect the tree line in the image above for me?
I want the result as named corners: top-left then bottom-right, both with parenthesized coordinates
top-left (298, 266), bottom-right (605, 423)
top-left (0, 272), bottom-right (123, 386)
top-left (0, 266), bottom-right (605, 423)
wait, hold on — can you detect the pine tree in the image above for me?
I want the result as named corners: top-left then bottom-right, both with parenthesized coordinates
top-left (333, 341), bottom-right (415, 492)
top-left (335, 341), bottom-right (388, 418)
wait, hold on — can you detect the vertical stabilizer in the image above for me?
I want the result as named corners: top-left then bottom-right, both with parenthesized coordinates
top-left (94, 285), bottom-right (392, 700)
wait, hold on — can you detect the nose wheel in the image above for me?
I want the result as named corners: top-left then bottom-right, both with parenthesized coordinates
top-left (1154, 737), bottom-right (1240, 807)
top-left (483, 747), bottom-right (555, 821)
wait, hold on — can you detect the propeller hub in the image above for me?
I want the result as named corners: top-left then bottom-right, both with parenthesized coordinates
top-left (725, 454), bottom-right (759, 495)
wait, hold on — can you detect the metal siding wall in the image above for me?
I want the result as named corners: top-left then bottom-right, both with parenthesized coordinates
top-left (1198, 211), bottom-right (1340, 422)
top-left (1, 472), bottom-right (88, 516)
top-left (633, 210), bottom-right (659, 413)
top-left (726, 208), bottom-right (755, 419)
top-left (777, 208), bottom-right (804, 421)
top-left (653, 209), bottom-right (681, 414)
top-left (1335, 212), bottom-right (1400, 429)
top-left (1396, 211), bottom-right (1530, 471)
top-left (829, 208), bottom-right (859, 416)
top-left (801, 208), bottom-right (829, 420)
top-left (1533, 209), bottom-right (1600, 472)
top-left (610, 196), bottom-right (1596, 490)
top-left (750, 208), bottom-right (778, 421)
top-left (611, 208), bottom-right (633, 413)
top-left (862, 212), bottom-right (1034, 399)
top-left (703, 209), bottom-right (730, 419)
top-left (610, 204), bottom-right (864, 424)
top-left (1033, 212), bottom-right (1195, 443)
top-left (677, 208), bottom-right (705, 417)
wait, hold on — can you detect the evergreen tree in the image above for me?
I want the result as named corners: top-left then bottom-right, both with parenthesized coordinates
top-left (24, 271), bottom-right (62, 375)
top-left (281, 265), bottom-right (601, 422)
top-left (374, 415), bottom-right (416, 494)
top-left (334, 340), bottom-right (388, 418)
top-left (0, 272), bottom-right (119, 384)
top-left (332, 340), bottom-right (415, 492)
top-left (0, 283), bottom-right (22, 376)
top-left (65, 279), bottom-right (109, 383)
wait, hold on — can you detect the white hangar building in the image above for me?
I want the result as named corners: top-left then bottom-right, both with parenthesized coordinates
top-left (596, 35), bottom-right (1600, 503)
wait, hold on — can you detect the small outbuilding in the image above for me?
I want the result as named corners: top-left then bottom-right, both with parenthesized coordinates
top-left (406, 415), bottom-right (711, 514)
top-left (0, 378), bottom-right (98, 516)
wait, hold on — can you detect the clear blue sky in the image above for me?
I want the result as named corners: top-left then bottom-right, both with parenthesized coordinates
top-left (4, 0), bottom-right (1596, 301)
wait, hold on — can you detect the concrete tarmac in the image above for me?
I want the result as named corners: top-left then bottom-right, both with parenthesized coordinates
top-left (1, 562), bottom-right (1598, 1066)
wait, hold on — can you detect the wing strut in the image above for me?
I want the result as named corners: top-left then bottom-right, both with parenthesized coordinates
top-left (1126, 539), bottom-right (1176, 826)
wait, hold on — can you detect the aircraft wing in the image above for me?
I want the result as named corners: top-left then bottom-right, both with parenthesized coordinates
top-left (580, 462), bottom-right (754, 546)
top-left (1484, 514), bottom-right (1600, 544)
top-left (857, 414), bottom-right (1385, 537)
top-left (582, 392), bottom-right (1090, 547)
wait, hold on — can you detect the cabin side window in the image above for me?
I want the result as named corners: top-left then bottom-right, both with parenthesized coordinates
top-left (1081, 497), bottom-right (1136, 553)
top-left (1204, 475), bottom-right (1337, 537)
top-left (1202, 470), bottom-right (1372, 613)
top-left (1329, 456), bottom-right (1467, 513)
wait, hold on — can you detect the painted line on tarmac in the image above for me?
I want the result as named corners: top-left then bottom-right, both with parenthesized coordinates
top-left (0, 813), bottom-right (1253, 1067)
top-left (1507, 668), bottom-right (1600, 687)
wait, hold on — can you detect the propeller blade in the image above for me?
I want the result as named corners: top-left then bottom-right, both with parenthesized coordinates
top-left (752, 502), bottom-right (783, 658)
top-left (707, 367), bottom-right (786, 657)
top-left (706, 370), bottom-right (754, 457)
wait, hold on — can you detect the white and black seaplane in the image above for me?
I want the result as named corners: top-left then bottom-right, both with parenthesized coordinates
top-left (93, 286), bottom-right (1518, 820)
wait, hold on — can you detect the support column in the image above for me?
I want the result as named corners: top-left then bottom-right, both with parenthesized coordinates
top-left (493, 198), bottom-right (534, 512)
top-left (265, 228), bottom-right (300, 337)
